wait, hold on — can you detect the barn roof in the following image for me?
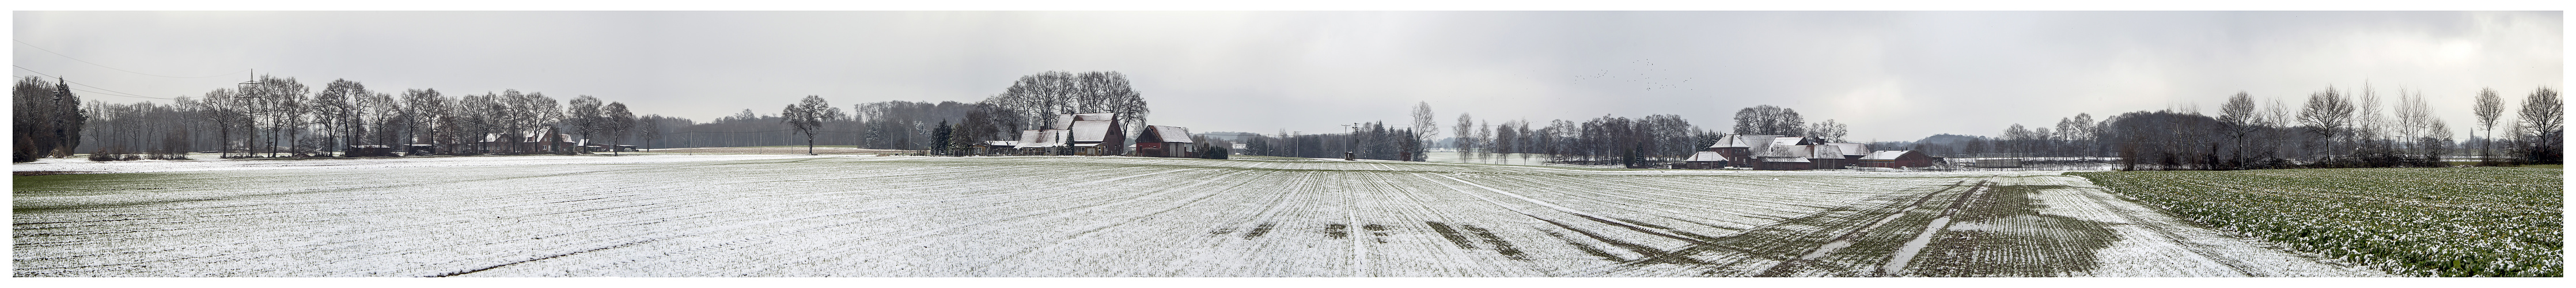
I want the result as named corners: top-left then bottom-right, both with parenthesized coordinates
top-left (1809, 145), bottom-right (1844, 159)
top-left (1070, 120), bottom-right (1117, 143)
top-left (1770, 137), bottom-right (1812, 147)
top-left (1143, 126), bottom-right (1193, 143)
top-left (1709, 134), bottom-right (1781, 149)
top-left (1756, 142), bottom-right (1810, 157)
top-left (1684, 151), bottom-right (1730, 162)
top-left (1861, 150), bottom-right (1917, 160)
top-left (1071, 113), bottom-right (1117, 122)
top-left (1048, 116), bottom-right (1075, 130)
top-left (1017, 130), bottom-right (1063, 147)
top-left (1825, 143), bottom-right (1869, 156)
top-left (1760, 156), bottom-right (1810, 163)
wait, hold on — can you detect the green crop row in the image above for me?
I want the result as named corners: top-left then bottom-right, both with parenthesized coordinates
top-left (2072, 167), bottom-right (2562, 277)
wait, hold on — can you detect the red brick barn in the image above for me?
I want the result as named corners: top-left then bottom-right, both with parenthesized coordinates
top-left (1136, 125), bottom-right (1196, 158)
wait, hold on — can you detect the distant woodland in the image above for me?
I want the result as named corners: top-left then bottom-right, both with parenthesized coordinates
top-left (18, 73), bottom-right (2562, 169)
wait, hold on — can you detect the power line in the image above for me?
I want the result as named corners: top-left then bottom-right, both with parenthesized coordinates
top-left (13, 65), bottom-right (175, 100)
top-left (67, 87), bottom-right (171, 100)
top-left (14, 40), bottom-right (244, 78)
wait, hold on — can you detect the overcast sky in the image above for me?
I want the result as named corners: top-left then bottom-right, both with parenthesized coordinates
top-left (11, 11), bottom-right (2562, 141)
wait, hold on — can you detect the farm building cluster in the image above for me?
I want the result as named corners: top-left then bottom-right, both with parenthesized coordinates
top-left (383, 129), bottom-right (639, 157)
top-left (973, 113), bottom-right (1213, 158)
top-left (1682, 134), bottom-right (1933, 170)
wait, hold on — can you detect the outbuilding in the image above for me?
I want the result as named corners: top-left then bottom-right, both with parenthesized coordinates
top-left (1858, 150), bottom-right (1932, 168)
top-left (1135, 125), bottom-right (1196, 158)
top-left (1680, 151), bottom-right (1731, 169)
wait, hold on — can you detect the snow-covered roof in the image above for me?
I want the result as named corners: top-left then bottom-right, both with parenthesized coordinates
top-left (1070, 120), bottom-right (1117, 143)
top-left (1809, 145), bottom-right (1844, 159)
top-left (1143, 126), bottom-right (1193, 143)
top-left (1684, 151), bottom-right (1730, 162)
top-left (1071, 113), bottom-right (1117, 122)
top-left (1047, 116), bottom-right (1075, 130)
top-left (1756, 142), bottom-right (1810, 158)
top-left (986, 141), bottom-right (1018, 146)
top-left (1709, 134), bottom-right (1780, 149)
top-left (1017, 130), bottom-right (1063, 147)
top-left (1861, 150), bottom-right (1916, 160)
top-left (1760, 156), bottom-right (1810, 163)
top-left (1770, 137), bottom-right (1810, 147)
top-left (1825, 143), bottom-right (1868, 156)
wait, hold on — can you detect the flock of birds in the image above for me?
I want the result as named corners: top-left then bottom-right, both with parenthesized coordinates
top-left (1569, 59), bottom-right (1695, 92)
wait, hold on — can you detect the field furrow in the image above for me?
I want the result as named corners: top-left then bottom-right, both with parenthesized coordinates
top-left (15, 154), bottom-right (2392, 276)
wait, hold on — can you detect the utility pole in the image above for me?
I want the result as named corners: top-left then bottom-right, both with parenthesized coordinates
top-left (1343, 123), bottom-right (1358, 161)
top-left (233, 69), bottom-right (266, 158)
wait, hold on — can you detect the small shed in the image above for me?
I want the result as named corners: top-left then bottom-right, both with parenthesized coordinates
top-left (1680, 151), bottom-right (1730, 169)
top-left (344, 145), bottom-right (398, 157)
top-left (404, 144), bottom-right (438, 156)
top-left (1858, 150), bottom-right (1931, 168)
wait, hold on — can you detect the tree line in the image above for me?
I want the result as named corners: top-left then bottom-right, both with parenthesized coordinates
top-left (1223, 102), bottom-right (1850, 169)
top-left (15, 74), bottom-right (653, 161)
top-left (1928, 85), bottom-right (2562, 170)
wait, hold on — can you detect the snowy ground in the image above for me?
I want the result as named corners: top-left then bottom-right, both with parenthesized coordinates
top-left (13, 155), bottom-right (2384, 276)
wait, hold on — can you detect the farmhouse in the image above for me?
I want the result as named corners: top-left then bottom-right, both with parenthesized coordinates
top-left (1709, 134), bottom-right (1878, 170)
top-left (1706, 134), bottom-right (1787, 168)
top-left (1858, 150), bottom-right (1932, 168)
top-left (1065, 113), bottom-right (1126, 156)
top-left (1009, 113), bottom-right (1127, 156)
top-left (1135, 125), bottom-right (1196, 158)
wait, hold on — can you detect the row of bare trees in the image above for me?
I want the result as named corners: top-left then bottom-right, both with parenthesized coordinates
top-left (1954, 85), bottom-right (2560, 170)
top-left (41, 74), bottom-right (648, 160)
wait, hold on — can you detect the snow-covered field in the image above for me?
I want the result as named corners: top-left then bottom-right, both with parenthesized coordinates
top-left (13, 155), bottom-right (2383, 276)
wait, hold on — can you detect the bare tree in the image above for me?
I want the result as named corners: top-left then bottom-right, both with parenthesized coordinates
top-left (1454, 113), bottom-right (1474, 160)
top-left (2473, 88), bottom-right (2505, 163)
top-left (603, 102), bottom-right (634, 156)
top-left (2218, 92), bottom-right (2258, 164)
top-left (2297, 86), bottom-right (2354, 158)
top-left (1411, 101), bottom-right (1437, 161)
top-left (1806, 119), bottom-right (1848, 142)
top-left (314, 79), bottom-right (364, 156)
top-left (1731, 105), bottom-right (1805, 136)
top-left (2354, 82), bottom-right (2383, 145)
top-left (634, 115), bottom-right (662, 151)
top-left (2262, 97), bottom-right (2295, 158)
top-left (566, 95), bottom-right (605, 150)
top-left (782, 95), bottom-right (837, 155)
top-left (2517, 86), bottom-right (2562, 164)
